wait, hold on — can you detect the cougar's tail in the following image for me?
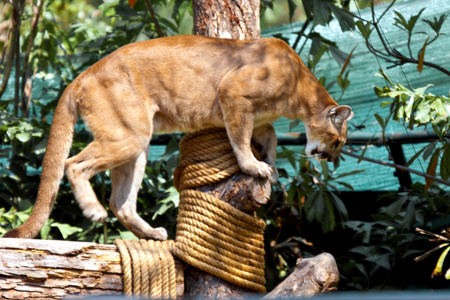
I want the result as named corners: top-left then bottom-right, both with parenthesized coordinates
top-left (4, 87), bottom-right (77, 238)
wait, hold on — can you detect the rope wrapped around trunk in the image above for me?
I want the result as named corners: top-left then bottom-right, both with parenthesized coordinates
top-left (114, 128), bottom-right (267, 297)
top-left (172, 128), bottom-right (267, 293)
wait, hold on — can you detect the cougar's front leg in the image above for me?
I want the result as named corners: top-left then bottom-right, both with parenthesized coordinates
top-left (219, 87), bottom-right (272, 180)
top-left (252, 124), bottom-right (278, 183)
top-left (109, 145), bottom-right (167, 241)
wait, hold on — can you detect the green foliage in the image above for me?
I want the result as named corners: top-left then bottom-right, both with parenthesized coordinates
top-left (264, 147), bottom-right (363, 287)
top-left (393, 8), bottom-right (425, 35)
top-left (374, 69), bottom-right (450, 186)
top-left (375, 70), bottom-right (450, 137)
top-left (0, 110), bottom-right (47, 211)
top-left (421, 13), bottom-right (449, 44)
top-left (0, 0), bottom-right (187, 241)
top-left (340, 183), bottom-right (450, 289)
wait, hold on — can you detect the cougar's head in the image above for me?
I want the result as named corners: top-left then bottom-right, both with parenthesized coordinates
top-left (304, 105), bottom-right (353, 162)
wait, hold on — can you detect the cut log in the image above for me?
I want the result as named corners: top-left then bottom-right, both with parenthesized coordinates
top-left (264, 253), bottom-right (340, 299)
top-left (0, 238), bottom-right (184, 299)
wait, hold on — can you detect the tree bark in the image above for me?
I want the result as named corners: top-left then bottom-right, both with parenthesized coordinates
top-left (0, 238), bottom-right (184, 299)
top-left (192, 0), bottom-right (260, 39)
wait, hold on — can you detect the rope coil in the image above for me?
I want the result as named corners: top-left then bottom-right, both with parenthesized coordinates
top-left (114, 239), bottom-right (177, 299)
top-left (172, 128), bottom-right (267, 293)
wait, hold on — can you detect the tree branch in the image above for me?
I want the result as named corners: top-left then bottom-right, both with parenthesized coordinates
top-left (341, 150), bottom-right (450, 187)
top-left (366, 0), bottom-right (450, 76)
top-left (292, 15), bottom-right (312, 52)
top-left (144, 0), bottom-right (164, 37)
top-left (21, 0), bottom-right (45, 117)
top-left (0, 1), bottom-right (19, 101)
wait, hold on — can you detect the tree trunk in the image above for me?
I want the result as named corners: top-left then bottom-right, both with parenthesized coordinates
top-left (192, 0), bottom-right (260, 39)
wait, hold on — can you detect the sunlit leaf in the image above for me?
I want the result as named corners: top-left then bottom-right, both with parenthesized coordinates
top-left (51, 222), bottom-right (83, 239)
top-left (433, 245), bottom-right (450, 277)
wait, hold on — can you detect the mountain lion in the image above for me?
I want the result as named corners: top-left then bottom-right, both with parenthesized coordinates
top-left (4, 35), bottom-right (353, 240)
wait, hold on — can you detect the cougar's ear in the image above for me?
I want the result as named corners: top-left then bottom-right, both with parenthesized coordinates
top-left (328, 105), bottom-right (354, 126)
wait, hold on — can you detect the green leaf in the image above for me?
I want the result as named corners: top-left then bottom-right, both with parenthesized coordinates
top-left (287, 0), bottom-right (297, 22)
top-left (324, 196), bottom-right (336, 232)
top-left (423, 141), bottom-right (438, 161)
top-left (440, 147), bottom-right (450, 180)
top-left (394, 8), bottom-right (425, 33)
top-left (119, 231), bottom-right (139, 240)
top-left (414, 84), bottom-right (434, 95)
top-left (302, 0), bottom-right (313, 18)
top-left (329, 46), bottom-right (351, 66)
top-left (393, 11), bottom-right (409, 32)
top-left (51, 222), bottom-right (82, 239)
top-left (406, 143), bottom-right (428, 167)
top-left (355, 20), bottom-right (373, 39)
top-left (313, 0), bottom-right (332, 26)
top-left (415, 100), bottom-right (432, 124)
top-left (374, 113), bottom-right (385, 129)
top-left (329, 192), bottom-right (348, 219)
top-left (333, 169), bottom-right (365, 180)
top-left (422, 13), bottom-right (448, 36)
top-left (425, 148), bottom-right (440, 191)
top-left (403, 201), bottom-right (416, 228)
top-left (314, 192), bottom-right (325, 222)
top-left (286, 184), bottom-right (297, 205)
top-left (380, 196), bottom-right (407, 217)
top-left (40, 219), bottom-right (52, 240)
top-left (328, 3), bottom-right (355, 31)
top-left (16, 132), bottom-right (31, 143)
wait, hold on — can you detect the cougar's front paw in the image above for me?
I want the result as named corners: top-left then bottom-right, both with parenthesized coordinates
top-left (269, 166), bottom-right (278, 184)
top-left (241, 160), bottom-right (274, 181)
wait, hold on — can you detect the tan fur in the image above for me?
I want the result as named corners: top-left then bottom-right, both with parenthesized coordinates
top-left (4, 35), bottom-right (353, 240)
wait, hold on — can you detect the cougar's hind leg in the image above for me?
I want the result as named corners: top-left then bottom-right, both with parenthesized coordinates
top-left (65, 136), bottom-right (149, 223)
top-left (109, 145), bottom-right (167, 240)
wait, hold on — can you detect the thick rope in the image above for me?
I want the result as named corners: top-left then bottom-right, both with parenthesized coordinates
top-left (114, 239), bottom-right (177, 299)
top-left (173, 128), bottom-right (261, 192)
top-left (172, 128), bottom-right (267, 293)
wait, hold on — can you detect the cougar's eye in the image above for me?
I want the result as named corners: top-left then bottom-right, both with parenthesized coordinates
top-left (333, 141), bottom-right (341, 149)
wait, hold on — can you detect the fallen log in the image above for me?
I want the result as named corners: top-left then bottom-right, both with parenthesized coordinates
top-left (264, 253), bottom-right (340, 299)
top-left (0, 238), bottom-right (184, 299)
